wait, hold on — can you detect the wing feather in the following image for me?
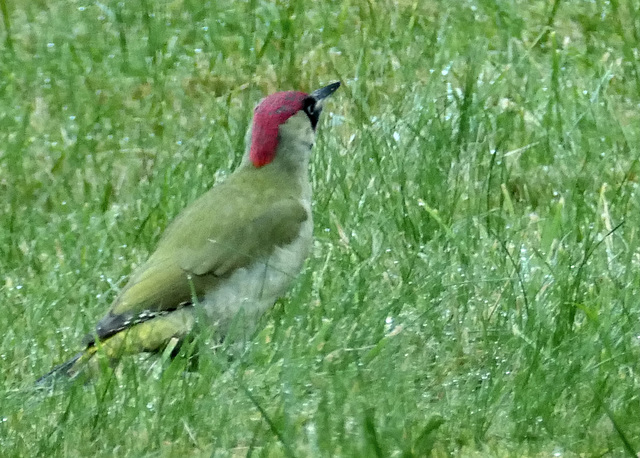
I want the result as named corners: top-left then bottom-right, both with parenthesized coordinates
top-left (94, 171), bottom-right (309, 340)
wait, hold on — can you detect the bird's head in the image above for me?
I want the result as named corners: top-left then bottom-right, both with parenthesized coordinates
top-left (246, 82), bottom-right (340, 168)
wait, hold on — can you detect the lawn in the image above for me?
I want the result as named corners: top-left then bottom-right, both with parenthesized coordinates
top-left (1, 0), bottom-right (639, 456)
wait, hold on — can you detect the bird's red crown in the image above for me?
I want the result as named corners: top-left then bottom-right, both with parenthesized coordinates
top-left (249, 91), bottom-right (308, 167)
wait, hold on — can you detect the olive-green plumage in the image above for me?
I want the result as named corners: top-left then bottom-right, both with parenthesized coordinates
top-left (38, 82), bottom-right (340, 383)
top-left (107, 166), bottom-right (308, 319)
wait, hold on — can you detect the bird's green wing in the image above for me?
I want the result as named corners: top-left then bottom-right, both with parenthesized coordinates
top-left (181, 197), bottom-right (309, 277)
top-left (89, 180), bottom-right (308, 343)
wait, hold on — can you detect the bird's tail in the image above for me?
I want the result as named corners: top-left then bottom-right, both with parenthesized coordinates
top-left (36, 307), bottom-right (196, 385)
top-left (35, 351), bottom-right (86, 385)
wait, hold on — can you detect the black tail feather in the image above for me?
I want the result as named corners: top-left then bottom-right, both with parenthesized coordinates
top-left (36, 352), bottom-right (83, 386)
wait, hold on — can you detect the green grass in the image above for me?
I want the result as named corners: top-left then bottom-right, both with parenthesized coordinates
top-left (1, 0), bottom-right (640, 455)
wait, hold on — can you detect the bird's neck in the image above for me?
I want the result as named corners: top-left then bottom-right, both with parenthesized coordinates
top-left (239, 139), bottom-right (312, 199)
top-left (236, 153), bottom-right (312, 204)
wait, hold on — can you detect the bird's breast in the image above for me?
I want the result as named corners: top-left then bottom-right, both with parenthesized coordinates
top-left (200, 211), bottom-right (313, 334)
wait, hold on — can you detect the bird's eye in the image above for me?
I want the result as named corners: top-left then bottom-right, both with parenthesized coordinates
top-left (304, 101), bottom-right (315, 115)
top-left (302, 97), bottom-right (321, 130)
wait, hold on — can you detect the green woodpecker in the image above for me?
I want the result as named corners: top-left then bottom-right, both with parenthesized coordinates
top-left (38, 81), bottom-right (340, 382)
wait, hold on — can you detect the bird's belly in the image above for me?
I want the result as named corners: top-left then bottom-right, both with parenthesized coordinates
top-left (200, 218), bottom-right (312, 336)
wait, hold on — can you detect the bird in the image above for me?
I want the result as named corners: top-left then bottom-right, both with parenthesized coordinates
top-left (38, 81), bottom-right (341, 382)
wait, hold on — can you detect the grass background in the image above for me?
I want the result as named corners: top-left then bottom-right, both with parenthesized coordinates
top-left (1, 0), bottom-right (640, 455)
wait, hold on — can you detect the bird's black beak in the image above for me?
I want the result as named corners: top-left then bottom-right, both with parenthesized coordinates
top-left (304, 82), bottom-right (340, 130)
top-left (311, 81), bottom-right (341, 103)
